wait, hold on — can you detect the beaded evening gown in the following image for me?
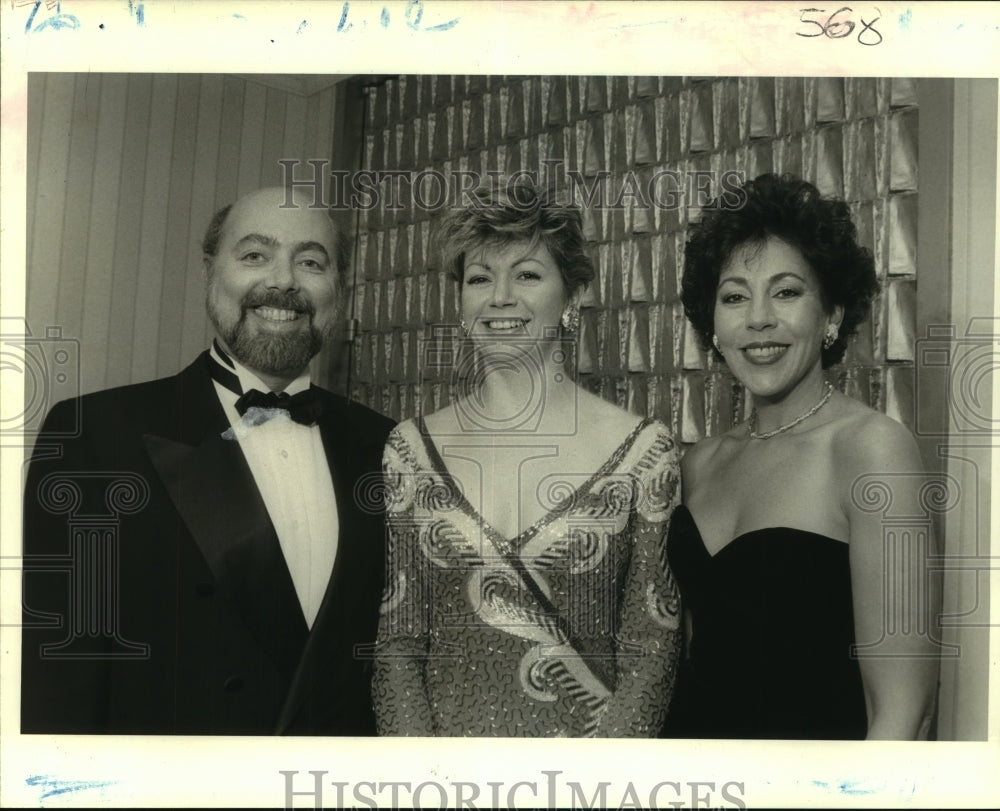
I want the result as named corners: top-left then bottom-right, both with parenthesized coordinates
top-left (372, 417), bottom-right (682, 737)
top-left (662, 505), bottom-right (868, 739)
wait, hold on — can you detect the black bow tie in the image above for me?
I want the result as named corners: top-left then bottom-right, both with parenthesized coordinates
top-left (235, 388), bottom-right (324, 426)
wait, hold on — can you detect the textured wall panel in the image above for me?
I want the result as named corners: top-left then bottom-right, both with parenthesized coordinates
top-left (346, 77), bottom-right (920, 437)
top-left (890, 109), bottom-right (919, 192)
top-left (886, 279), bottom-right (918, 362)
top-left (889, 193), bottom-right (919, 276)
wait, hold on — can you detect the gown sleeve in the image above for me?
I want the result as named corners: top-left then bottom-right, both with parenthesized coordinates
top-left (595, 424), bottom-right (683, 737)
top-left (371, 426), bottom-right (437, 735)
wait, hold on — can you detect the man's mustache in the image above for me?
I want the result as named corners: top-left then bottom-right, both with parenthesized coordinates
top-left (240, 290), bottom-right (315, 316)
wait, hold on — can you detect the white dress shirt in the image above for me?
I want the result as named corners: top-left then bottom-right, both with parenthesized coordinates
top-left (209, 344), bottom-right (339, 629)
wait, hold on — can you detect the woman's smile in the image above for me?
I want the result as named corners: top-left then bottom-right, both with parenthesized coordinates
top-left (481, 317), bottom-right (530, 332)
top-left (740, 342), bottom-right (789, 364)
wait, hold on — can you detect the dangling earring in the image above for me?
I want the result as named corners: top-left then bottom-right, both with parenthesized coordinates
top-left (560, 305), bottom-right (580, 335)
top-left (823, 324), bottom-right (839, 350)
top-left (712, 334), bottom-right (722, 354)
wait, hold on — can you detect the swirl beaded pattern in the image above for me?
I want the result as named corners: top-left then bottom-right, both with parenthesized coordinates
top-left (372, 419), bottom-right (682, 737)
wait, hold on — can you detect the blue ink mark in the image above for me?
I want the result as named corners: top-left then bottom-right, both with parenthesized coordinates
top-left (296, 19), bottom-right (308, 34)
top-left (129, 0), bottom-right (144, 27)
top-left (898, 8), bottom-right (912, 30)
top-left (26, 775), bottom-right (114, 801)
top-left (405, 0), bottom-right (423, 29)
top-left (24, 0), bottom-right (40, 33)
top-left (837, 779), bottom-right (881, 796)
top-left (33, 13), bottom-right (81, 32)
top-left (337, 2), bottom-right (352, 32)
top-left (406, 0), bottom-right (459, 32)
top-left (336, 0), bottom-right (457, 34)
top-left (233, 13), bottom-right (246, 20)
top-left (956, 22), bottom-right (964, 29)
top-left (25, 0), bottom-right (80, 34)
top-left (422, 17), bottom-right (459, 32)
top-left (811, 779), bottom-right (883, 797)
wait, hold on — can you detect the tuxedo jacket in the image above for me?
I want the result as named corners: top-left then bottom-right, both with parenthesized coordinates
top-left (21, 351), bottom-right (395, 735)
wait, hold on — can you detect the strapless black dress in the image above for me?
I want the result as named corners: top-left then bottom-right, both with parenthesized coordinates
top-left (662, 505), bottom-right (867, 740)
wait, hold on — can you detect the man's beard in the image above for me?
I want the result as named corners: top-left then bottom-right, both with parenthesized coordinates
top-left (208, 289), bottom-right (328, 379)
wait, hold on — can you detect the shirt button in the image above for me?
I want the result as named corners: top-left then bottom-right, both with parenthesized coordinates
top-left (224, 675), bottom-right (244, 692)
top-left (280, 449), bottom-right (289, 459)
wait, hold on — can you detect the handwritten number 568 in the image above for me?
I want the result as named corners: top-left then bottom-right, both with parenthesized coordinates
top-left (797, 7), bottom-right (883, 45)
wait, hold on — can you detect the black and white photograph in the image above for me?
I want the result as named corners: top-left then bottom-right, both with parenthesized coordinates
top-left (2, 1), bottom-right (998, 808)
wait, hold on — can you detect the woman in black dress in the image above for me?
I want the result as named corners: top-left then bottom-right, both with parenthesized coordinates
top-left (664, 173), bottom-right (940, 740)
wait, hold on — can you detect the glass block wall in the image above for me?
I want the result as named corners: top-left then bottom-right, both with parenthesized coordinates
top-left (344, 76), bottom-right (919, 444)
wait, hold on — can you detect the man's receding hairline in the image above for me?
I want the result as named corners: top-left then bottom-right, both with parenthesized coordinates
top-left (218, 199), bottom-right (339, 246)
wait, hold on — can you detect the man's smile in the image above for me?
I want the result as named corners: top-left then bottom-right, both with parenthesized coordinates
top-left (252, 305), bottom-right (303, 322)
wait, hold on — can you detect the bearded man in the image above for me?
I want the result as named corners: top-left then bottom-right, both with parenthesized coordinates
top-left (21, 187), bottom-right (394, 735)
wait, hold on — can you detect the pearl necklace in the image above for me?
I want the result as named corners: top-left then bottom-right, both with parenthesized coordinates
top-left (748, 382), bottom-right (834, 440)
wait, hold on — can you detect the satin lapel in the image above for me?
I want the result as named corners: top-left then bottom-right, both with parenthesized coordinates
top-left (143, 357), bottom-right (308, 682)
top-left (276, 392), bottom-right (384, 732)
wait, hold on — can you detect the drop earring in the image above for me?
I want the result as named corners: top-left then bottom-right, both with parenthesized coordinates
top-left (560, 305), bottom-right (580, 335)
top-left (712, 334), bottom-right (722, 353)
top-left (823, 324), bottom-right (839, 350)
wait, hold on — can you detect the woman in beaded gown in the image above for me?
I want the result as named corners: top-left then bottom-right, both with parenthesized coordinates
top-left (662, 174), bottom-right (940, 740)
top-left (372, 180), bottom-right (683, 737)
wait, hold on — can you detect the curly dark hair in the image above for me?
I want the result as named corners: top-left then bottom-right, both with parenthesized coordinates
top-left (435, 180), bottom-right (594, 295)
top-left (681, 173), bottom-right (879, 368)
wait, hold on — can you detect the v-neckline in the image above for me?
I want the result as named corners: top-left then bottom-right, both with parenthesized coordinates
top-left (413, 415), bottom-right (654, 552)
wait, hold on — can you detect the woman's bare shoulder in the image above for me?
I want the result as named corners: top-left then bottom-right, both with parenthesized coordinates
top-left (575, 388), bottom-right (646, 435)
top-left (680, 431), bottom-right (731, 487)
top-left (830, 400), bottom-right (923, 474)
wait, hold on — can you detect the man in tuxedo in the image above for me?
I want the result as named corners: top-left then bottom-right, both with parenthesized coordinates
top-left (21, 187), bottom-right (394, 735)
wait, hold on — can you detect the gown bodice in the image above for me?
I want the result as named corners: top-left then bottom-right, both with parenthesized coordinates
top-left (372, 417), bottom-right (683, 737)
top-left (663, 504), bottom-right (867, 740)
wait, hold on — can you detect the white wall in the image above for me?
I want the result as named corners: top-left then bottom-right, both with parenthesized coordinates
top-left (920, 78), bottom-right (998, 742)
top-left (26, 73), bottom-right (345, 396)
